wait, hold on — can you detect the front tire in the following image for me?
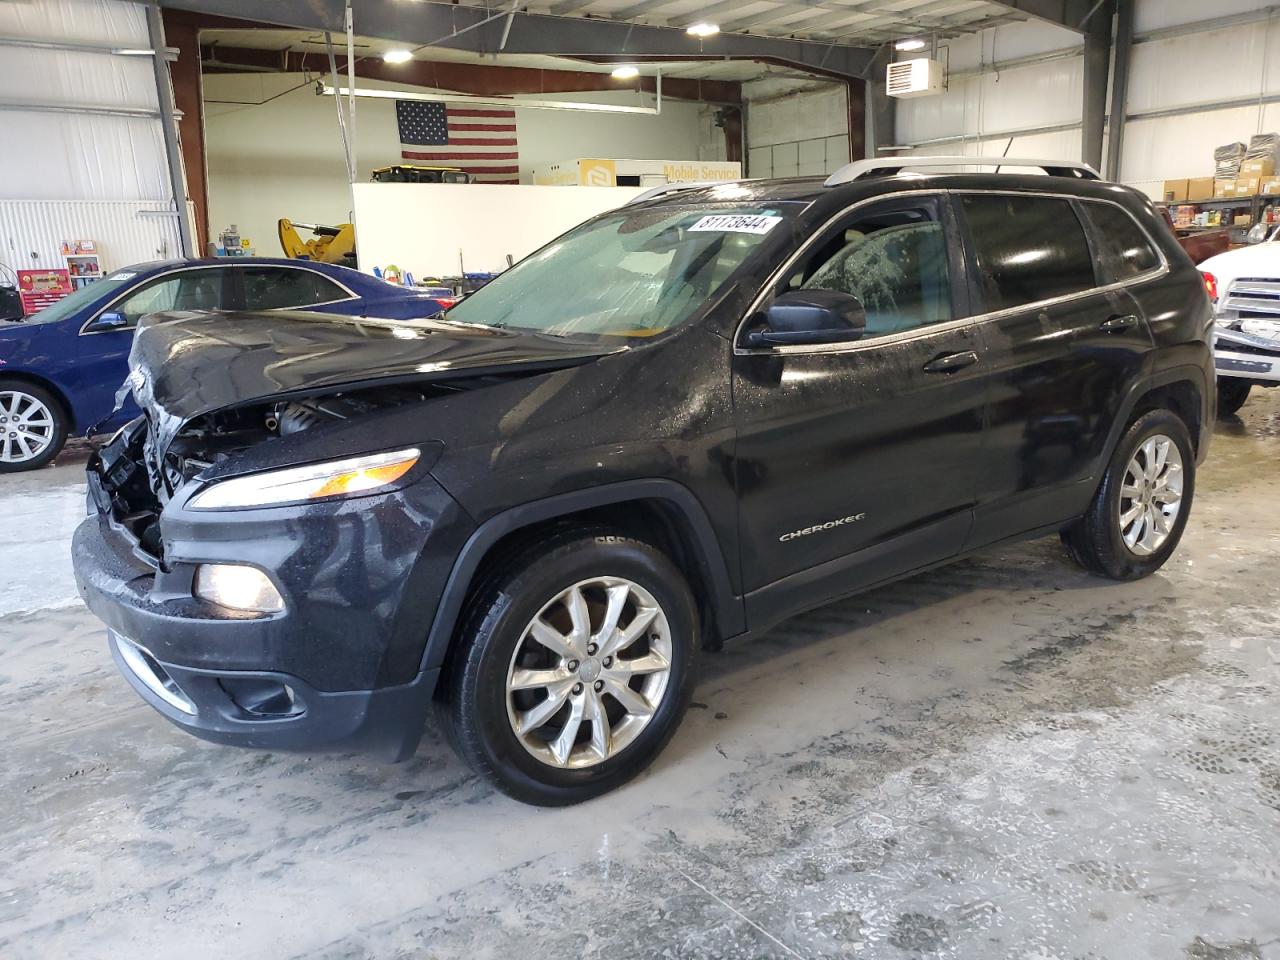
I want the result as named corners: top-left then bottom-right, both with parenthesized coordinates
top-left (1216, 377), bottom-right (1252, 417)
top-left (0, 380), bottom-right (67, 473)
top-left (1061, 409), bottom-right (1195, 581)
top-left (439, 530), bottom-right (698, 805)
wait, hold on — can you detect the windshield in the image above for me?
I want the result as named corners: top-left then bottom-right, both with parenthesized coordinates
top-left (20, 271), bottom-right (138, 325)
top-left (445, 202), bottom-right (798, 338)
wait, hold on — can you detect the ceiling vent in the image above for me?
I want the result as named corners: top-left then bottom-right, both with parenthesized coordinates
top-left (887, 58), bottom-right (944, 98)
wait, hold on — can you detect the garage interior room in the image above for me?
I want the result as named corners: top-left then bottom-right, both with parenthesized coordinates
top-left (5, 0), bottom-right (1280, 956)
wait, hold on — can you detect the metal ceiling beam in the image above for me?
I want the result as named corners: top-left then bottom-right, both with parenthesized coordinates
top-left (158, 0), bottom-right (878, 78)
top-left (983, 0), bottom-right (1097, 33)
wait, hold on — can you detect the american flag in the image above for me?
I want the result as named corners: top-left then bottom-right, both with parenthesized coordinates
top-left (396, 99), bottom-right (520, 184)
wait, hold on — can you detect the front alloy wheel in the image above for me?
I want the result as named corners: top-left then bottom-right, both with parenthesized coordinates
top-left (0, 381), bottom-right (67, 472)
top-left (506, 577), bottom-right (673, 769)
top-left (440, 530), bottom-right (697, 805)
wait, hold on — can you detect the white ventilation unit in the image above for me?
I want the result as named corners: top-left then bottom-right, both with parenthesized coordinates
top-left (887, 58), bottom-right (944, 98)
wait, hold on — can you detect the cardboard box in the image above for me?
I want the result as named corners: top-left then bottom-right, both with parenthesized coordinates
top-left (1188, 177), bottom-right (1216, 201)
top-left (1242, 157), bottom-right (1276, 178)
top-left (1235, 215), bottom-right (1253, 226)
top-left (1235, 176), bottom-right (1262, 196)
top-left (1215, 179), bottom-right (1235, 198)
top-left (1161, 179), bottom-right (1190, 202)
top-left (1262, 177), bottom-right (1280, 196)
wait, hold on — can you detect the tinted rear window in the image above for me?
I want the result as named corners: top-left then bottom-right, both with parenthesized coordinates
top-left (1085, 202), bottom-right (1161, 282)
top-left (960, 195), bottom-right (1097, 312)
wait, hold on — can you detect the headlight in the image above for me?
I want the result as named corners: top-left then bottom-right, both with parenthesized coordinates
top-left (188, 448), bottom-right (420, 510)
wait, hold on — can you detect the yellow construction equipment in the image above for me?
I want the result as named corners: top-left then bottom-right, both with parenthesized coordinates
top-left (277, 219), bottom-right (357, 266)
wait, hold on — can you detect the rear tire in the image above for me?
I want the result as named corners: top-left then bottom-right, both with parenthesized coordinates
top-left (438, 529), bottom-right (698, 806)
top-left (1061, 409), bottom-right (1195, 581)
top-left (0, 379), bottom-right (67, 473)
top-left (1216, 377), bottom-right (1252, 417)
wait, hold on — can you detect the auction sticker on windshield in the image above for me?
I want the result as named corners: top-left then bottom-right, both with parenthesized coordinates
top-left (689, 214), bottom-right (783, 235)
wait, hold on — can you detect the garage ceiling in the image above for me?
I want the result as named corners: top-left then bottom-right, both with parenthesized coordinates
top-left (479, 0), bottom-right (1033, 44)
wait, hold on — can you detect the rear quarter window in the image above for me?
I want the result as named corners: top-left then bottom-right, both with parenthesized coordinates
top-left (1084, 202), bottom-right (1162, 283)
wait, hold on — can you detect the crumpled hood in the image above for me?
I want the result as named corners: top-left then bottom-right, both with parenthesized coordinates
top-left (125, 308), bottom-right (619, 455)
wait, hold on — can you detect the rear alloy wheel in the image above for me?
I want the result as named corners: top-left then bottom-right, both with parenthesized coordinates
top-left (0, 381), bottom-right (67, 473)
top-left (440, 530), bottom-right (697, 805)
top-left (1216, 377), bottom-right (1252, 417)
top-left (1061, 409), bottom-right (1195, 581)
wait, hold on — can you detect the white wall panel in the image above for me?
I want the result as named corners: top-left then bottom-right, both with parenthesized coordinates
top-left (0, 200), bottom-right (183, 274)
top-left (1127, 25), bottom-right (1280, 114)
top-left (0, 113), bottom-right (168, 201)
top-left (1135, 0), bottom-right (1274, 33)
top-left (745, 82), bottom-right (848, 178)
top-left (936, 20), bottom-right (1081, 73)
top-left (898, 57), bottom-right (1081, 146)
top-left (0, 47), bottom-right (158, 110)
top-left (0, 0), bottom-right (148, 45)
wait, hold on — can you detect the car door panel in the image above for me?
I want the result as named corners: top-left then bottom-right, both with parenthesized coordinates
top-left (731, 193), bottom-right (988, 619)
top-left (957, 193), bottom-right (1157, 549)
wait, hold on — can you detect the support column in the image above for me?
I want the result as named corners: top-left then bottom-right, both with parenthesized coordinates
top-left (1105, 0), bottom-right (1134, 180)
top-left (1081, 0), bottom-right (1115, 172)
top-left (161, 10), bottom-right (208, 250)
top-left (146, 5), bottom-right (195, 257)
top-left (847, 77), bottom-right (867, 160)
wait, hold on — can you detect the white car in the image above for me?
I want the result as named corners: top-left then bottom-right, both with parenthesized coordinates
top-left (1200, 227), bottom-right (1280, 415)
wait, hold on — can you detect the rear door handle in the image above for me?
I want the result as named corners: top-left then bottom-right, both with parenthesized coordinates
top-left (922, 350), bottom-right (979, 374)
top-left (1100, 314), bottom-right (1140, 333)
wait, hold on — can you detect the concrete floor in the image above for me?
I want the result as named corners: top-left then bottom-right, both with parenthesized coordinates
top-left (3, 401), bottom-right (1280, 960)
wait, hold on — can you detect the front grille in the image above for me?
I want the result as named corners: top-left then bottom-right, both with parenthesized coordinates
top-left (1223, 278), bottom-right (1280, 316)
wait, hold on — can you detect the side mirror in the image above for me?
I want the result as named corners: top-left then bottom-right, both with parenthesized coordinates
top-left (745, 289), bottom-right (866, 348)
top-left (86, 311), bottom-right (129, 333)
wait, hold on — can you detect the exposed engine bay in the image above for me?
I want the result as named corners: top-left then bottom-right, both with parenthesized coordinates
top-left (92, 382), bottom-right (453, 562)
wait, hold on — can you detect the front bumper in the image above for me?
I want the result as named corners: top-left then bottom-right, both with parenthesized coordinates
top-left (1214, 325), bottom-right (1280, 383)
top-left (72, 426), bottom-right (475, 761)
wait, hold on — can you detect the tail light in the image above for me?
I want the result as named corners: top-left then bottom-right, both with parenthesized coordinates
top-left (1202, 272), bottom-right (1219, 301)
top-left (434, 297), bottom-right (458, 310)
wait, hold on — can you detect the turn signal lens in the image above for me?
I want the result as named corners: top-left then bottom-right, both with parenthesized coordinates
top-left (188, 448), bottom-right (420, 510)
top-left (1203, 271), bottom-right (1219, 301)
top-left (194, 564), bottom-right (285, 614)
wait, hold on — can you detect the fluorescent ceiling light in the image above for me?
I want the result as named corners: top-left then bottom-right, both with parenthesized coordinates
top-left (686, 22), bottom-right (720, 38)
top-left (383, 49), bottom-right (413, 64)
top-left (320, 85), bottom-right (659, 115)
top-left (611, 64), bottom-right (640, 79)
top-left (895, 38), bottom-right (927, 51)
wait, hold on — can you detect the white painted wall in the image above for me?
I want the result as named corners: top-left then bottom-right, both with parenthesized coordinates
top-left (204, 72), bottom-right (704, 254)
top-left (893, 1), bottom-right (1280, 201)
top-left (353, 182), bottom-right (644, 278)
top-left (745, 80), bottom-right (850, 179)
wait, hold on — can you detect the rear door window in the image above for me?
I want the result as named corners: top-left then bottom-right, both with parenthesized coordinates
top-left (240, 267), bottom-right (349, 311)
top-left (1084, 202), bottom-right (1162, 283)
top-left (959, 194), bottom-right (1098, 312)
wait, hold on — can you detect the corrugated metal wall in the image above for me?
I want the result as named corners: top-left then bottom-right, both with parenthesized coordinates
top-left (0, 201), bottom-right (182, 275)
top-left (894, 1), bottom-right (1280, 200)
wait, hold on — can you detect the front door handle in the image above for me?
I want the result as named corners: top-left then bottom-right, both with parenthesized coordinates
top-left (923, 350), bottom-right (979, 374)
top-left (1100, 314), bottom-right (1140, 333)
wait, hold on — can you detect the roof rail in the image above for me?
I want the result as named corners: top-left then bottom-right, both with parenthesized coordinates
top-left (824, 156), bottom-right (1100, 187)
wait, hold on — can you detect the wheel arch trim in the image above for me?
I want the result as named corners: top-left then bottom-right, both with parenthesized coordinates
top-left (418, 479), bottom-right (744, 673)
top-left (1103, 364), bottom-right (1209, 466)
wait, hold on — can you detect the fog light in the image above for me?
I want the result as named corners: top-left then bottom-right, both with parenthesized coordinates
top-left (194, 564), bottom-right (284, 614)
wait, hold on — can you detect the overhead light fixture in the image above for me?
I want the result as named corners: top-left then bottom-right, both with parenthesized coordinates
top-left (611, 64), bottom-right (640, 79)
top-left (382, 49), bottom-right (413, 64)
top-left (895, 38), bottom-right (927, 51)
top-left (320, 85), bottom-right (660, 115)
top-left (686, 22), bottom-right (720, 38)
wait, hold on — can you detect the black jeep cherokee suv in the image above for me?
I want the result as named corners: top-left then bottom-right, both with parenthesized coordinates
top-left (73, 158), bottom-right (1214, 805)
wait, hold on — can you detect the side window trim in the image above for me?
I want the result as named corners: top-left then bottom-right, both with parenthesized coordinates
top-left (1071, 197), bottom-right (1117, 288)
top-left (1076, 198), bottom-right (1163, 286)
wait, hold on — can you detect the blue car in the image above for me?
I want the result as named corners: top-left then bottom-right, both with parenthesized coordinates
top-left (0, 258), bottom-right (453, 472)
